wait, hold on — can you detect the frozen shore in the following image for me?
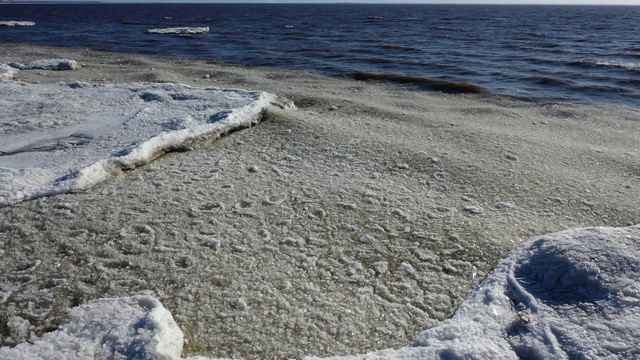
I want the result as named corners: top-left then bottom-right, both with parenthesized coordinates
top-left (1, 44), bottom-right (639, 359)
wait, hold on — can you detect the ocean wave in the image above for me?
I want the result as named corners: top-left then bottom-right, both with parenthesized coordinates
top-left (526, 76), bottom-right (573, 86)
top-left (351, 72), bottom-right (487, 94)
top-left (575, 84), bottom-right (632, 93)
top-left (366, 57), bottom-right (395, 64)
top-left (381, 44), bottom-right (422, 53)
top-left (569, 60), bottom-right (640, 70)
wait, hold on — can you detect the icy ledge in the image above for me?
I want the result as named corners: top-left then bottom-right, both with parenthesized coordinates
top-left (0, 82), bottom-right (293, 207)
top-left (2, 225), bottom-right (639, 359)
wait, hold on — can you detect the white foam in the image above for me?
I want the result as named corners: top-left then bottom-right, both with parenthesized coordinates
top-left (0, 82), bottom-right (289, 207)
top-left (145, 27), bottom-right (210, 34)
top-left (1, 225), bottom-right (637, 359)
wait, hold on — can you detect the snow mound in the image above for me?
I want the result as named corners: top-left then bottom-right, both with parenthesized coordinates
top-left (0, 295), bottom-right (184, 360)
top-left (145, 27), bottom-right (210, 34)
top-left (0, 63), bottom-right (18, 80)
top-left (1, 225), bottom-right (638, 359)
top-left (0, 81), bottom-right (292, 207)
top-left (0, 21), bottom-right (35, 26)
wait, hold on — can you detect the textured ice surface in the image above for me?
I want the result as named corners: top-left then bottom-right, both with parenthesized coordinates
top-left (0, 82), bottom-right (287, 206)
top-left (145, 27), bottom-right (210, 34)
top-left (2, 226), bottom-right (638, 359)
top-left (324, 225), bottom-right (640, 359)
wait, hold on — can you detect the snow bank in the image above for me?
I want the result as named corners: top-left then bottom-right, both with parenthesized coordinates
top-left (1, 225), bottom-right (638, 359)
top-left (0, 21), bottom-right (35, 26)
top-left (0, 82), bottom-right (290, 207)
top-left (145, 27), bottom-right (209, 34)
top-left (0, 295), bottom-right (184, 360)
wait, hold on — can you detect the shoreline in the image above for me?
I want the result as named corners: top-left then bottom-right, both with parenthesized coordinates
top-left (1, 43), bottom-right (640, 358)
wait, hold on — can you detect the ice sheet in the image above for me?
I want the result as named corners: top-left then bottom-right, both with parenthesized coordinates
top-left (0, 81), bottom-right (288, 207)
top-left (2, 225), bottom-right (637, 359)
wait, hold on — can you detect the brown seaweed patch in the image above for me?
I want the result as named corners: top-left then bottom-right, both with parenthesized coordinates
top-left (352, 72), bottom-right (487, 94)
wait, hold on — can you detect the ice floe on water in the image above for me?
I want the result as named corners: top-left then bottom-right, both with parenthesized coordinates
top-left (0, 21), bottom-right (35, 27)
top-left (145, 27), bottom-right (210, 34)
top-left (1, 225), bottom-right (638, 359)
top-left (0, 81), bottom-right (289, 207)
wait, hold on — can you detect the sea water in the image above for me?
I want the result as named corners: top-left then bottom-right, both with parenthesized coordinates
top-left (1, 4), bottom-right (639, 108)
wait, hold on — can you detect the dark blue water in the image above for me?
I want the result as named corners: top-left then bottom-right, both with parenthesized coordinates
top-left (1, 4), bottom-right (639, 108)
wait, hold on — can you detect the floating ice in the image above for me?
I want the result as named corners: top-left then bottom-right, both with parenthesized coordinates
top-left (145, 27), bottom-right (210, 34)
top-left (0, 21), bottom-right (35, 26)
top-left (1, 225), bottom-right (637, 359)
top-left (0, 81), bottom-right (290, 207)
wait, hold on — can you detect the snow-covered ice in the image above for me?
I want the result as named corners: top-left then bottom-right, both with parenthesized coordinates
top-left (145, 27), bottom-right (210, 34)
top-left (2, 225), bottom-right (638, 359)
top-left (3, 59), bottom-right (80, 71)
top-left (0, 81), bottom-right (289, 207)
top-left (0, 21), bottom-right (35, 26)
top-left (0, 295), bottom-right (184, 360)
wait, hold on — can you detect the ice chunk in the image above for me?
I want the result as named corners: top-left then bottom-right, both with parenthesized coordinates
top-left (145, 27), bottom-right (210, 34)
top-left (0, 21), bottom-right (35, 26)
top-left (18, 59), bottom-right (81, 70)
top-left (0, 63), bottom-right (18, 80)
top-left (0, 295), bottom-right (184, 360)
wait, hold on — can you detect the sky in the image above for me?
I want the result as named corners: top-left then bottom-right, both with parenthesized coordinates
top-left (136, 0), bottom-right (639, 3)
top-left (119, 0), bottom-right (639, 3)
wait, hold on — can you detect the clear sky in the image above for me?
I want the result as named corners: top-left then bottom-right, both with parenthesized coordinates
top-left (109, 0), bottom-right (640, 4)
top-left (33, 0), bottom-right (640, 4)
top-left (183, 0), bottom-right (639, 3)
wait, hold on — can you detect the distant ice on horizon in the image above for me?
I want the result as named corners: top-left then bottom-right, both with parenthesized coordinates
top-left (0, 81), bottom-right (288, 207)
top-left (145, 27), bottom-right (210, 34)
top-left (0, 21), bottom-right (35, 27)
